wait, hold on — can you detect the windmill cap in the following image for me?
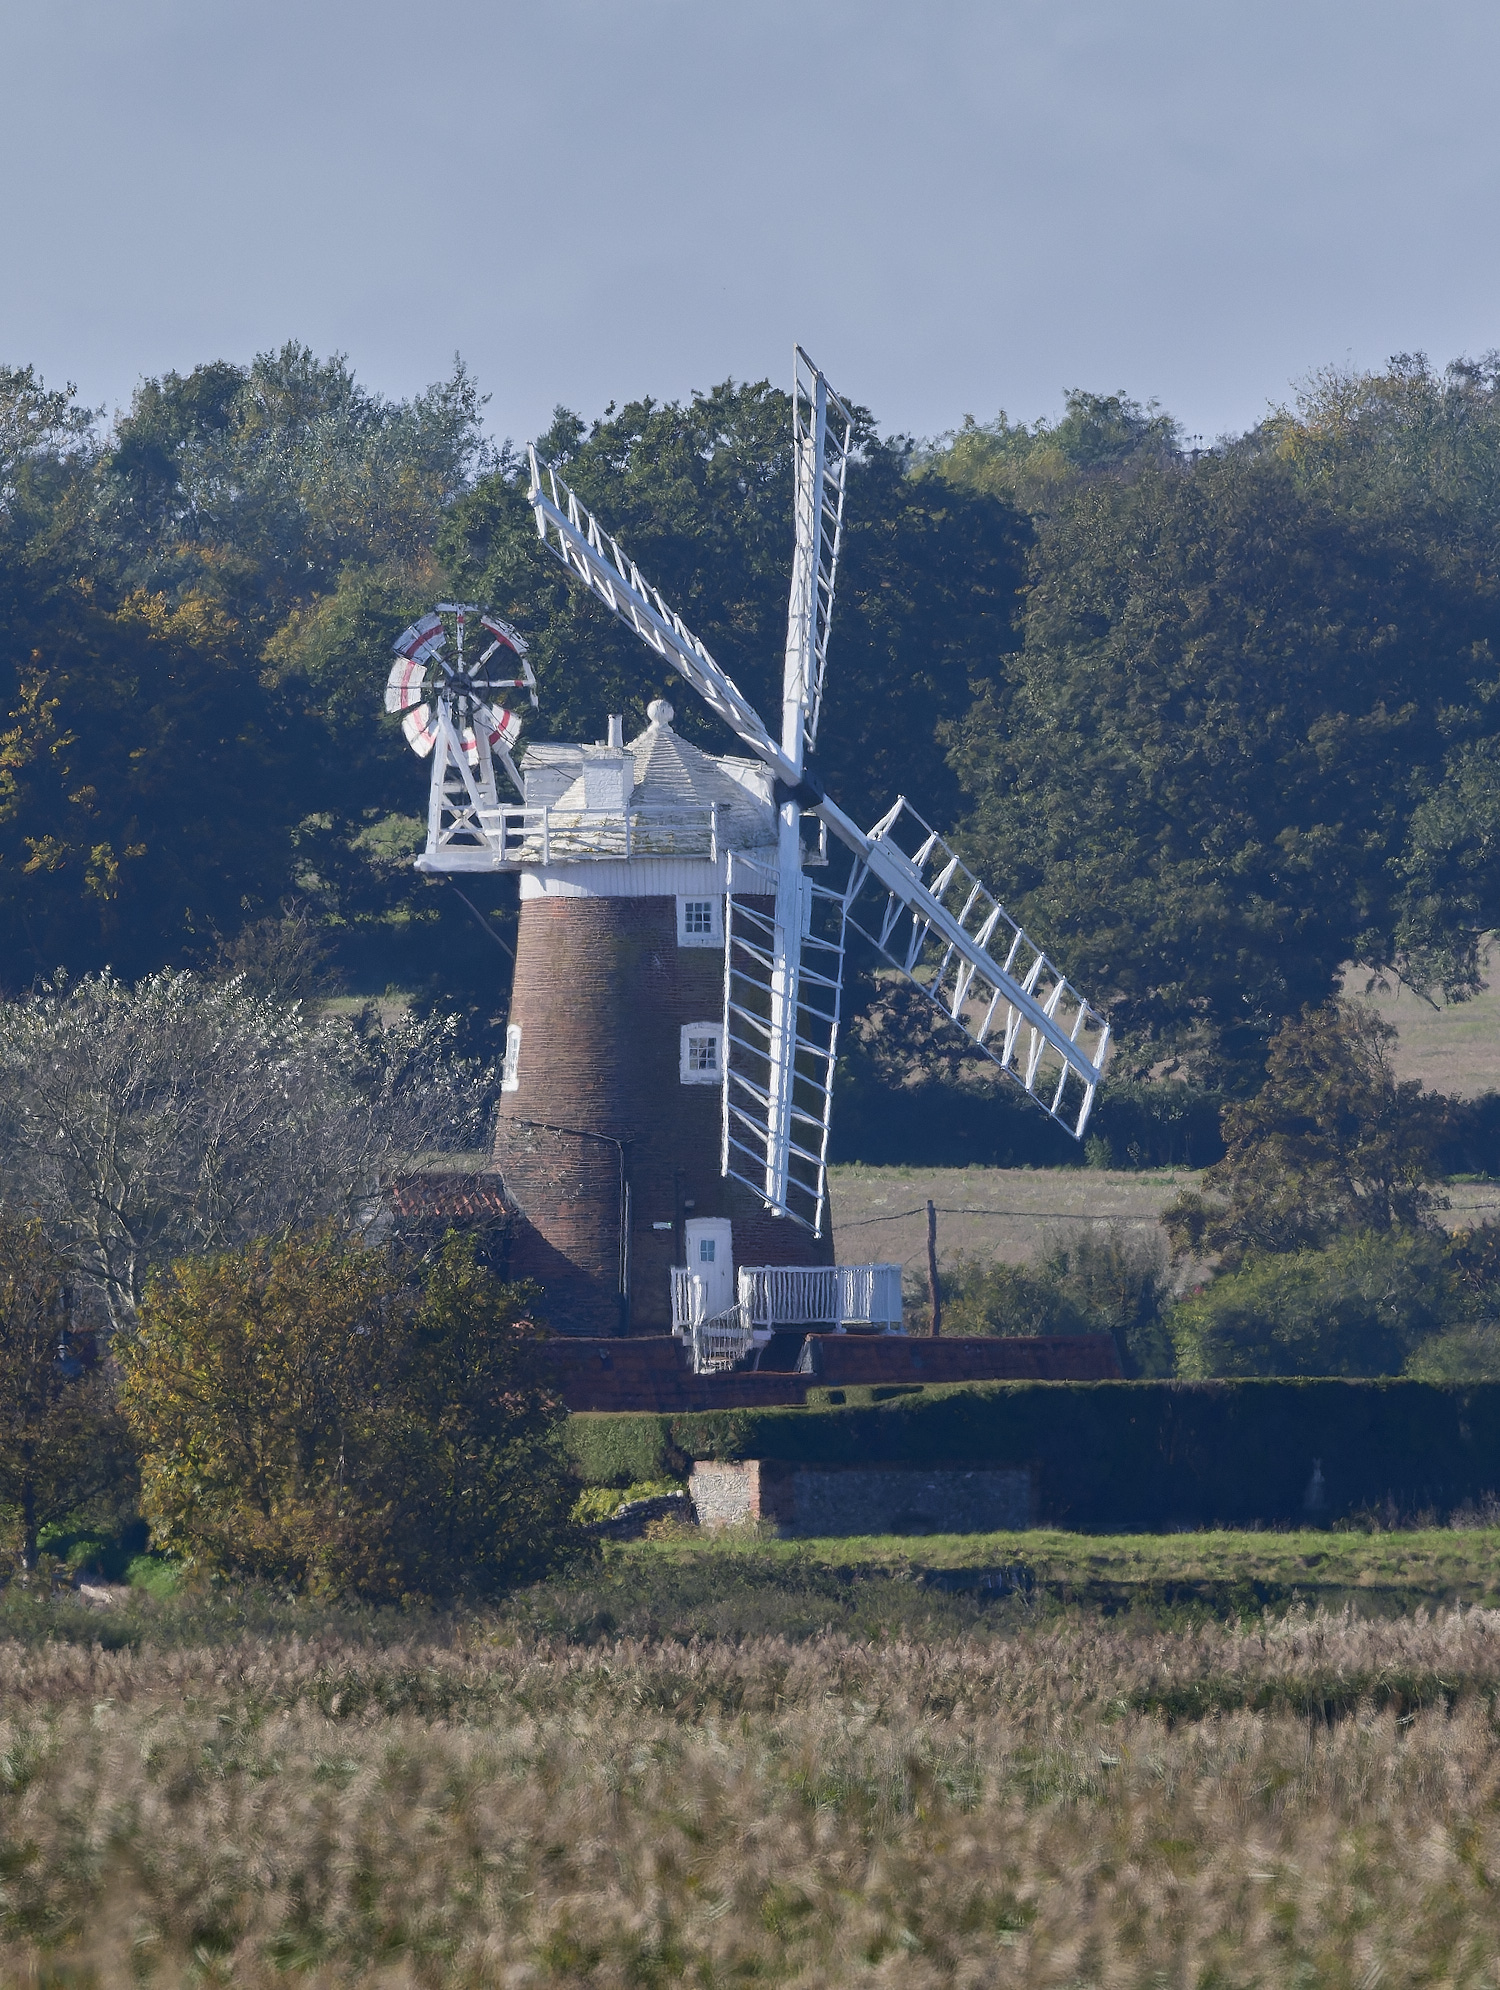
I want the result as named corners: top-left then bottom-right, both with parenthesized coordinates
top-left (647, 698), bottom-right (675, 729)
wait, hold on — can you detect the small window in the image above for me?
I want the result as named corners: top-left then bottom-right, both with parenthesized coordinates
top-left (699, 1238), bottom-right (716, 1263)
top-left (501, 1023), bottom-right (522, 1092)
top-left (680, 1022), bottom-right (724, 1084)
top-left (676, 894), bottom-right (722, 947)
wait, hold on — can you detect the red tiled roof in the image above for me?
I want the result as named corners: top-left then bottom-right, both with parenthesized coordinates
top-left (390, 1172), bottom-right (512, 1221)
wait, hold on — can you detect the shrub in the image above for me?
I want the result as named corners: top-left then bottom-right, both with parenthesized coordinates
top-left (120, 1230), bottom-right (584, 1598)
top-left (1168, 1228), bottom-right (1454, 1378)
top-left (1406, 1325), bottom-right (1500, 1382)
top-left (580, 1378), bottom-right (1500, 1528)
top-left (909, 1225), bottom-right (1171, 1373)
top-left (0, 1214), bottom-right (132, 1568)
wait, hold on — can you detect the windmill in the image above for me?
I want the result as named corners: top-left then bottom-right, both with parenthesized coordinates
top-left (395, 349), bottom-right (1110, 1348)
top-left (384, 603), bottom-right (537, 865)
top-left (523, 349), bottom-right (1110, 1239)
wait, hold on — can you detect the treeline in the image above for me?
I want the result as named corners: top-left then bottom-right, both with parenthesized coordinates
top-left (8, 346), bottom-right (1500, 1099)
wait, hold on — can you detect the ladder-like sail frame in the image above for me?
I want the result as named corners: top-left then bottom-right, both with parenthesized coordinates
top-left (525, 352), bottom-right (1110, 1228)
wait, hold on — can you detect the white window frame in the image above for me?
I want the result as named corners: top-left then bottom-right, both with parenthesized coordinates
top-left (679, 1021), bottom-right (724, 1084)
top-left (675, 893), bottom-right (723, 947)
top-left (501, 1023), bottom-right (522, 1092)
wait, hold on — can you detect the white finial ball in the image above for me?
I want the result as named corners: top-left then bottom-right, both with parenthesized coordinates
top-left (647, 698), bottom-right (674, 728)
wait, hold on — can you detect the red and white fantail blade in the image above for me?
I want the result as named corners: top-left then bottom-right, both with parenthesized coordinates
top-left (384, 658), bottom-right (427, 713)
top-left (401, 703), bottom-right (438, 756)
top-left (393, 612), bottom-right (446, 666)
top-left (477, 702), bottom-right (523, 747)
top-left (479, 613), bottom-right (527, 657)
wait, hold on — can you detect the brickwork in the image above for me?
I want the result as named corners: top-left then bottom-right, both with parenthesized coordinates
top-left (539, 1337), bottom-right (809, 1412)
top-left (689, 1459), bottom-right (1035, 1535)
top-left (542, 1332), bottom-right (1122, 1409)
top-left (496, 892), bottom-right (833, 1335)
top-left (807, 1334), bottom-right (1123, 1385)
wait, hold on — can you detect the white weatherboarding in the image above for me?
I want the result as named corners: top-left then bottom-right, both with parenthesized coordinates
top-left (521, 348), bottom-right (1111, 1236)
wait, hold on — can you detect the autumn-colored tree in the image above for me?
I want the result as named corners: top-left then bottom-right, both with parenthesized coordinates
top-left (1163, 1001), bottom-right (1448, 1267)
top-left (0, 1214), bottom-right (129, 1569)
top-left (120, 1230), bottom-right (581, 1598)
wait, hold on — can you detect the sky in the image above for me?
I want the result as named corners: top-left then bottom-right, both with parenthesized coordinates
top-left (5, 0), bottom-right (1500, 451)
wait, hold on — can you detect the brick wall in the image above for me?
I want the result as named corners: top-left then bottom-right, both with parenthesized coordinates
top-left (690, 1459), bottom-right (1034, 1535)
top-left (496, 892), bottom-right (832, 1335)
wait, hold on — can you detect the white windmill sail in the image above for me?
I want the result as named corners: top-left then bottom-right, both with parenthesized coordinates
top-left (785, 346), bottom-right (853, 758)
top-left (384, 603), bottom-right (538, 870)
top-left (834, 797), bottom-right (1110, 1139)
top-left (749, 352), bottom-right (855, 1224)
top-left (526, 349), bottom-right (1110, 1229)
top-left (721, 850), bottom-right (848, 1235)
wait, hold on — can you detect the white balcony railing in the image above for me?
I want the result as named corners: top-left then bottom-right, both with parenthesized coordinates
top-left (670, 1262), bottom-right (903, 1344)
top-left (690, 1307), bottom-right (756, 1374)
top-left (475, 801), bottom-right (720, 866)
top-left (738, 1263), bottom-right (903, 1333)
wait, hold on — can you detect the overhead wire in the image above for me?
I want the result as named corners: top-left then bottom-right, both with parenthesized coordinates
top-left (835, 1204), bottom-right (1162, 1228)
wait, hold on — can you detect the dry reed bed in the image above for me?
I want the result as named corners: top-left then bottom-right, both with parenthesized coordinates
top-left (7, 1612), bottom-right (1500, 1984)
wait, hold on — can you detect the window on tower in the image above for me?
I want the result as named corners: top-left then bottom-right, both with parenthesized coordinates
top-left (676, 895), bottom-right (723, 947)
top-left (680, 1022), bottom-right (724, 1083)
top-left (501, 1023), bottom-right (522, 1092)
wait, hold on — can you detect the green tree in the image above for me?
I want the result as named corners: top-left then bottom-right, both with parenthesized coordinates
top-left (939, 392), bottom-right (1500, 1079)
top-left (369, 1237), bottom-right (585, 1595)
top-left (921, 388), bottom-right (1179, 510)
top-left (0, 348), bottom-right (506, 990)
top-left (0, 1214), bottom-right (127, 1569)
top-left (438, 381), bottom-right (1031, 835)
top-left (120, 1231), bottom-right (580, 1598)
top-left (1163, 1002), bottom-right (1447, 1266)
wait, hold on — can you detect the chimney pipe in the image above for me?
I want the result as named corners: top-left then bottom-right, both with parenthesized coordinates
top-left (607, 714), bottom-right (624, 749)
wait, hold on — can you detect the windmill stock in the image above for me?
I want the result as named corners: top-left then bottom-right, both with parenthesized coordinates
top-left (390, 348), bottom-right (1110, 1346)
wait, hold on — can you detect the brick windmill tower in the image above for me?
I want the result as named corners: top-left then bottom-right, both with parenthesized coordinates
top-left (390, 350), bottom-right (1111, 1352)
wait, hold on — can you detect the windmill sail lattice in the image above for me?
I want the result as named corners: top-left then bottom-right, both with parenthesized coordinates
top-left (722, 852), bottom-right (848, 1236)
top-left (784, 347), bottom-right (853, 758)
top-left (842, 799), bottom-right (1109, 1137)
top-left (527, 349), bottom-right (1111, 1232)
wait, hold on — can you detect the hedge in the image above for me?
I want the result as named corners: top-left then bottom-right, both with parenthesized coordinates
top-left (830, 1067), bottom-right (1226, 1171)
top-left (565, 1380), bottom-right (1500, 1528)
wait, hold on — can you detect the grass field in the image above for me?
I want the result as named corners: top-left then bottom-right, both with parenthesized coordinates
top-left (828, 1162), bottom-right (1189, 1276)
top-left (6, 1534), bottom-right (1500, 1984)
top-left (829, 1163), bottom-right (1500, 1282)
top-left (1344, 939), bottom-right (1500, 1097)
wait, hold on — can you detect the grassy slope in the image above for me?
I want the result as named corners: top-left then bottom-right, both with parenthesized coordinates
top-left (595, 1526), bottom-right (1500, 1619)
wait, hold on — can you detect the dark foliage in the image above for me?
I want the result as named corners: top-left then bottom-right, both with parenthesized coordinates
top-left (571, 1378), bottom-right (1500, 1531)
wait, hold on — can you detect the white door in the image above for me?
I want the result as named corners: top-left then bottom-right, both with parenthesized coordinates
top-left (684, 1218), bottom-right (733, 1319)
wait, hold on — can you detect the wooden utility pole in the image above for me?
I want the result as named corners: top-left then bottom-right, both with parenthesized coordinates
top-left (926, 1199), bottom-right (941, 1337)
